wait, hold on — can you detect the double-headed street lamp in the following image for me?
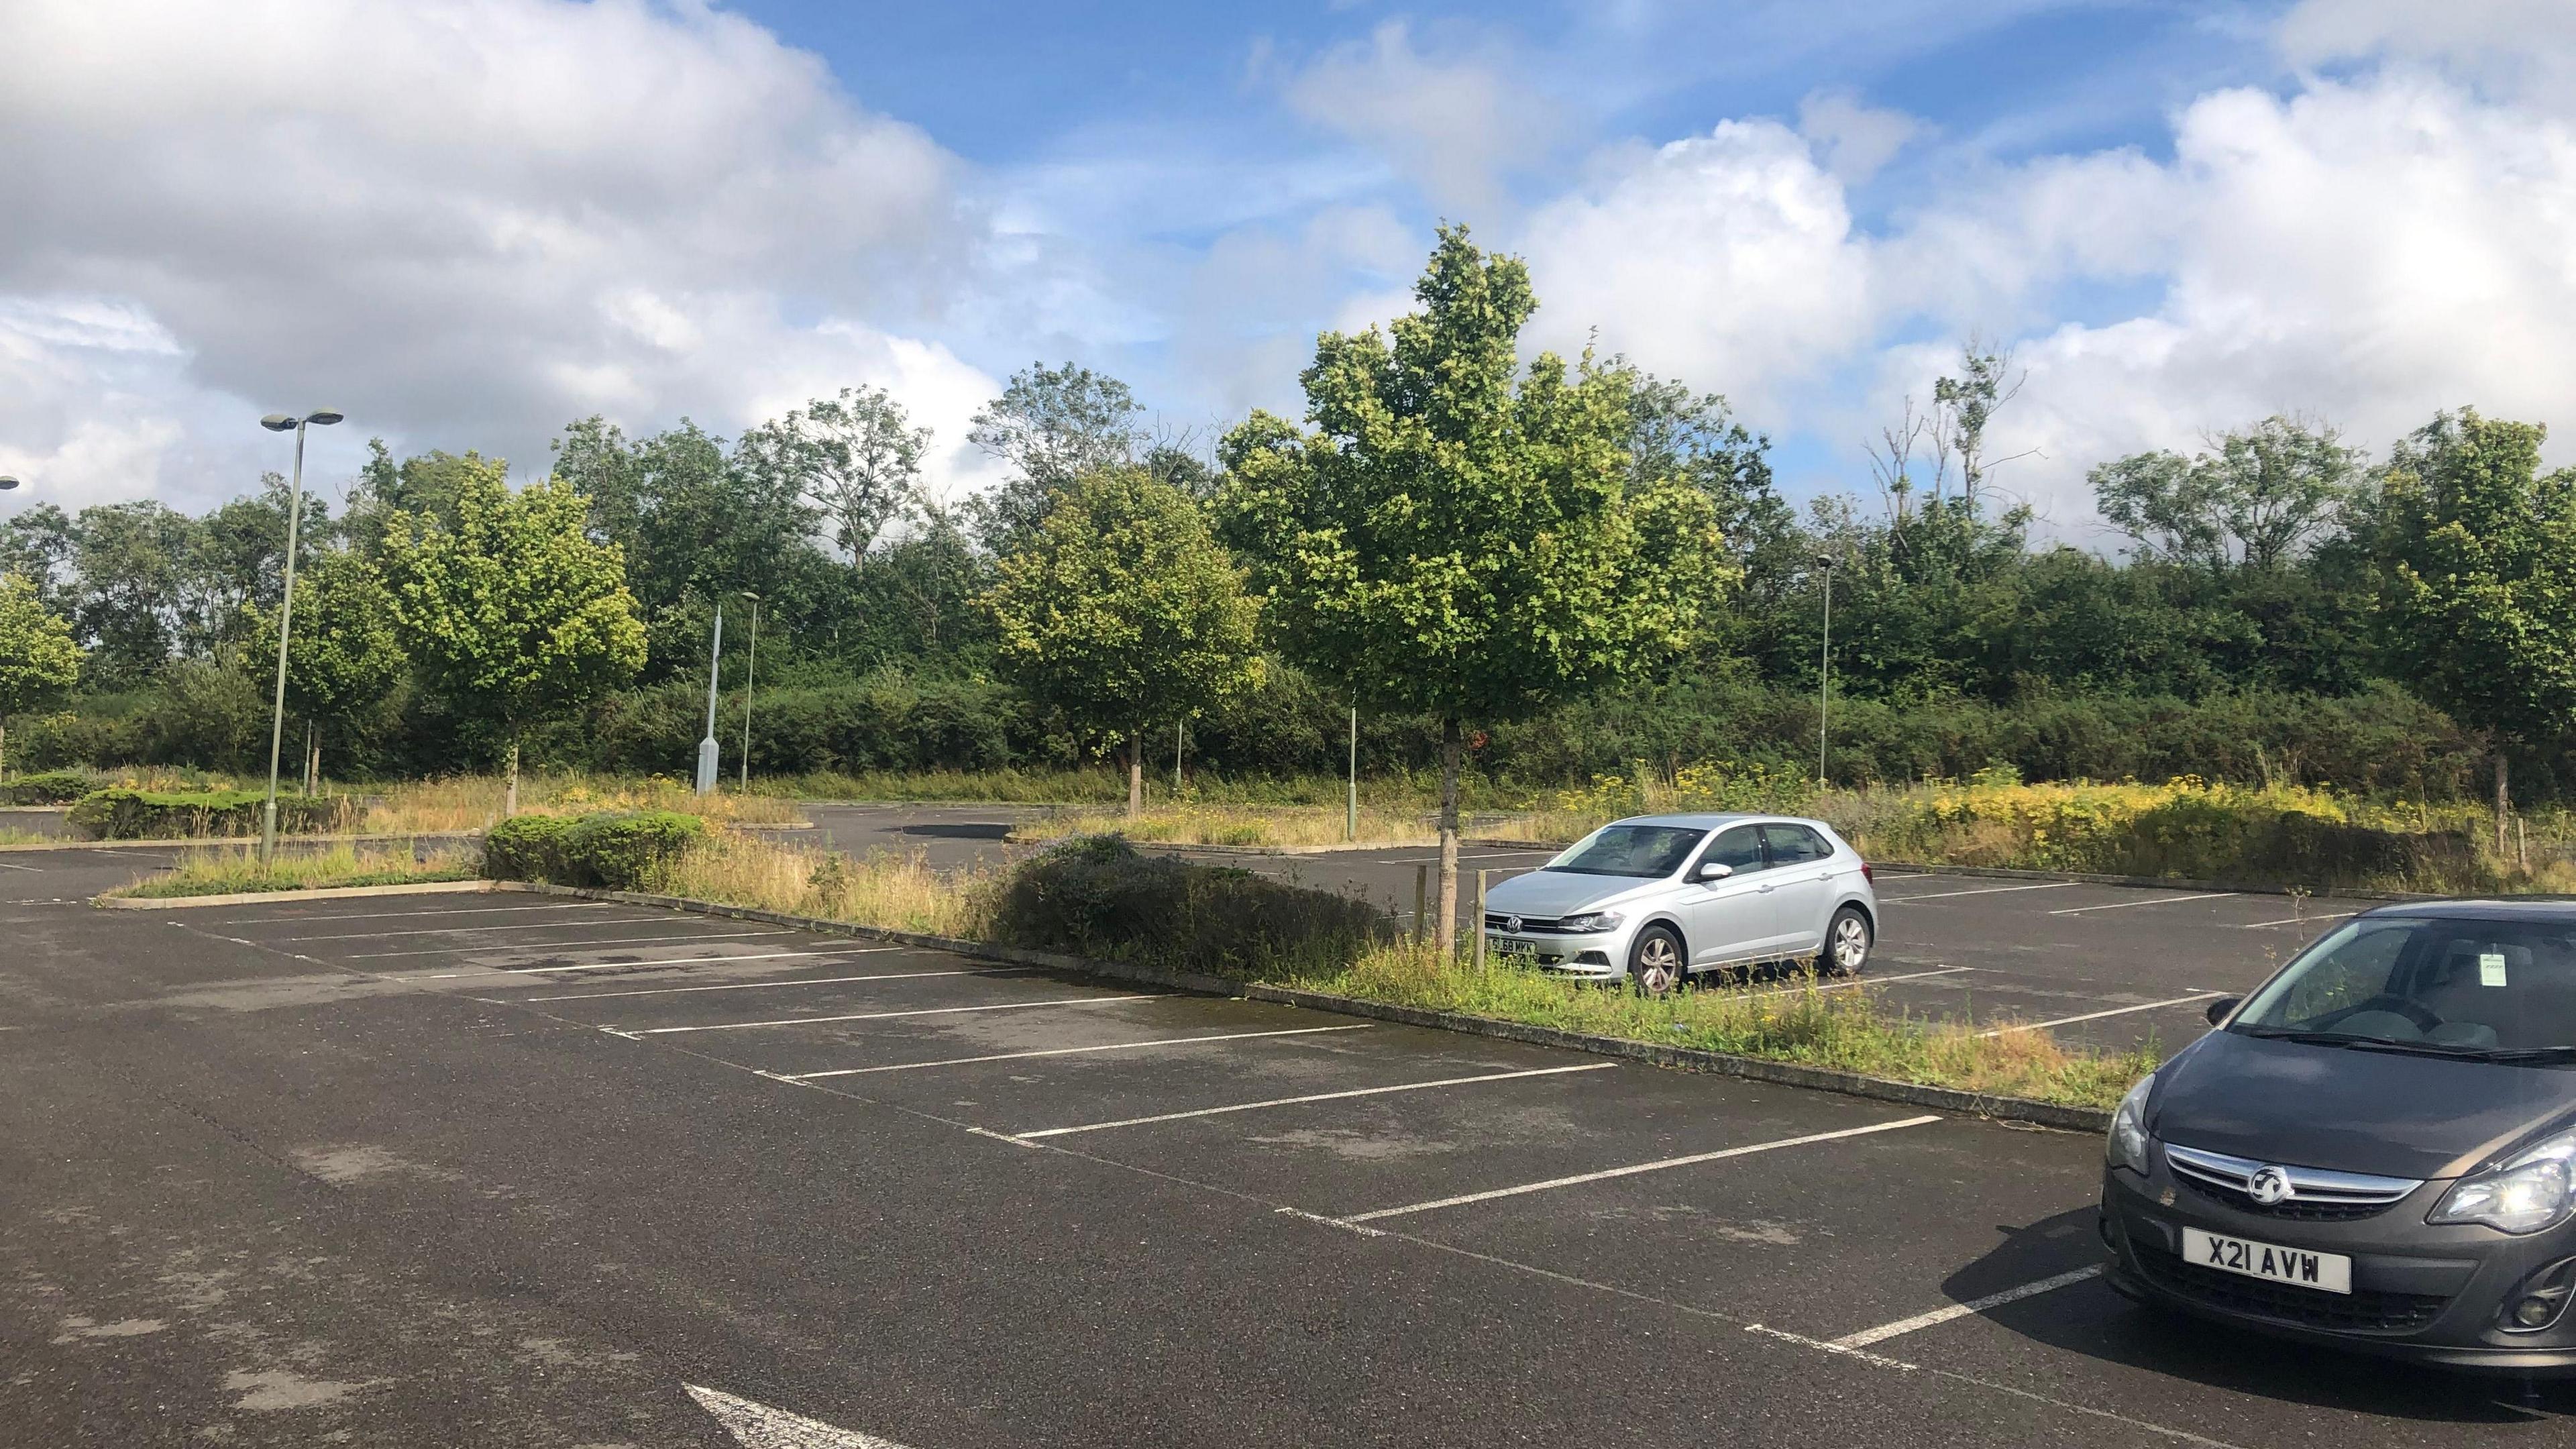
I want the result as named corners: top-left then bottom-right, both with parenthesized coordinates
top-left (258, 409), bottom-right (343, 861)
top-left (0, 476), bottom-right (20, 491)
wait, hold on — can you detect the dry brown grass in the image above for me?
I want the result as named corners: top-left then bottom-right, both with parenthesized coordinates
top-left (364, 775), bottom-right (807, 835)
top-left (108, 840), bottom-right (480, 898)
top-left (650, 830), bottom-right (998, 938)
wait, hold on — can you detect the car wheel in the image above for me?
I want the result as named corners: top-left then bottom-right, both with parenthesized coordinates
top-left (1824, 906), bottom-right (1872, 976)
top-left (1629, 924), bottom-right (1687, 996)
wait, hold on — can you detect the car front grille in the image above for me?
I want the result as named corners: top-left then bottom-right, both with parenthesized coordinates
top-left (1484, 913), bottom-right (1572, 934)
top-left (2133, 1243), bottom-right (2448, 1334)
top-left (2163, 1142), bottom-right (2420, 1222)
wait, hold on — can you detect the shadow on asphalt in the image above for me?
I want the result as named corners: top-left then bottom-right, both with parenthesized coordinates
top-left (892, 822), bottom-right (1014, 840)
top-left (1951, 1208), bottom-right (2576, 1424)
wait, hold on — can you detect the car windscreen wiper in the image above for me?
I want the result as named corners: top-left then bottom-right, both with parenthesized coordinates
top-left (2456, 1045), bottom-right (2576, 1064)
top-left (2237, 1028), bottom-right (2379, 1046)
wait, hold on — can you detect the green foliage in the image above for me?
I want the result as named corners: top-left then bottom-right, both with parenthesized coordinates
top-left (734, 386), bottom-right (929, 558)
top-left (991, 835), bottom-right (1389, 979)
top-left (65, 787), bottom-right (356, 840)
top-left (967, 362), bottom-right (1146, 554)
top-left (2365, 409), bottom-right (2576, 762)
top-left (1218, 226), bottom-right (1731, 733)
top-left (1, 769), bottom-right (95, 804)
top-left (380, 465), bottom-right (647, 763)
top-left (244, 549), bottom-right (405, 737)
top-left (2092, 416), bottom-right (2360, 570)
top-left (0, 572), bottom-right (84, 723)
top-left (481, 809), bottom-right (704, 890)
top-left (985, 468), bottom-right (1263, 763)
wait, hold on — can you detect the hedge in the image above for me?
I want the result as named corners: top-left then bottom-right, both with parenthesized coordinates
top-left (64, 788), bottom-right (360, 841)
top-left (1, 770), bottom-right (95, 805)
top-left (990, 835), bottom-right (1391, 979)
top-left (482, 810), bottom-right (704, 890)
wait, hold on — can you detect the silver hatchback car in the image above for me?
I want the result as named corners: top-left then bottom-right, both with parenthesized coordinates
top-left (1480, 813), bottom-right (1879, 993)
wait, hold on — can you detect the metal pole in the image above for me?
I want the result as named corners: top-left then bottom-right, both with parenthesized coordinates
top-left (739, 598), bottom-right (758, 790)
top-left (1817, 561), bottom-right (1833, 787)
top-left (695, 603), bottom-right (724, 794)
top-left (1346, 706), bottom-right (1358, 841)
top-left (260, 423), bottom-right (309, 863)
top-left (1175, 720), bottom-right (1183, 797)
top-left (1474, 869), bottom-right (1488, 973)
top-left (1413, 863), bottom-right (1428, 947)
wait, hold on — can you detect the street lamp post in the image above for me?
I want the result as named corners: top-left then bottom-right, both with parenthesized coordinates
top-left (696, 602), bottom-right (724, 795)
top-left (1815, 552), bottom-right (1835, 788)
top-left (737, 592), bottom-right (759, 790)
top-left (257, 411), bottom-right (342, 863)
top-left (1, 478), bottom-right (21, 781)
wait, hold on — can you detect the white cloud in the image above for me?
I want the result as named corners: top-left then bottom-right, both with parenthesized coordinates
top-left (1282, 21), bottom-right (1562, 218)
top-left (0, 0), bottom-right (996, 515)
top-left (1796, 91), bottom-right (1923, 184)
top-left (1518, 121), bottom-right (1874, 414)
top-left (2280, 0), bottom-right (2576, 105)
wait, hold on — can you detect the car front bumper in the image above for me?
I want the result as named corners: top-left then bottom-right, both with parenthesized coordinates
top-left (1487, 928), bottom-right (1625, 978)
top-left (2100, 1155), bottom-right (2576, 1373)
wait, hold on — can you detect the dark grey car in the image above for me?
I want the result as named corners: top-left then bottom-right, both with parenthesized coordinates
top-left (2099, 900), bottom-right (2576, 1371)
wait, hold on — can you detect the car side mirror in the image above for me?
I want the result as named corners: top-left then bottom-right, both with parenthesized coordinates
top-left (1698, 862), bottom-right (1733, 881)
top-left (2204, 996), bottom-right (2241, 1027)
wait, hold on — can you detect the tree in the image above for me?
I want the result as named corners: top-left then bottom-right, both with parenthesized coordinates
top-left (2363, 409), bottom-right (2576, 853)
top-left (735, 386), bottom-right (931, 559)
top-left (1218, 226), bottom-right (1730, 949)
top-left (0, 573), bottom-right (83, 778)
top-left (2093, 416), bottom-right (2359, 570)
top-left (967, 362), bottom-right (1144, 555)
top-left (984, 468), bottom-right (1262, 816)
top-left (380, 466), bottom-right (647, 814)
top-left (246, 549), bottom-right (406, 790)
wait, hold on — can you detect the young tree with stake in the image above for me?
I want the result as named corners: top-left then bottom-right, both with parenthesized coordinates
top-left (245, 549), bottom-right (406, 792)
top-left (983, 468), bottom-right (1261, 817)
top-left (380, 468), bottom-right (646, 816)
top-left (0, 574), bottom-right (83, 780)
top-left (1218, 227), bottom-right (1731, 951)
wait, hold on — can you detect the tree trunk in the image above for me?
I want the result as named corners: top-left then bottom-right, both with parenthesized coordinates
top-left (504, 735), bottom-right (522, 819)
top-left (303, 724), bottom-right (317, 796)
top-left (1, 721), bottom-right (8, 783)
top-left (1126, 733), bottom-right (1143, 819)
top-left (309, 729), bottom-right (323, 797)
top-left (1436, 716), bottom-right (1462, 955)
top-left (2496, 748), bottom-right (2510, 859)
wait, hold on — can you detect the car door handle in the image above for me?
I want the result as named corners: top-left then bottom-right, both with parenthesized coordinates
top-left (1756, 883), bottom-right (1775, 893)
top-left (1813, 870), bottom-right (1831, 881)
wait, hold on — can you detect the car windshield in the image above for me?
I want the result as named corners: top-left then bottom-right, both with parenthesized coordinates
top-left (1546, 824), bottom-right (1707, 878)
top-left (2231, 915), bottom-right (2576, 1055)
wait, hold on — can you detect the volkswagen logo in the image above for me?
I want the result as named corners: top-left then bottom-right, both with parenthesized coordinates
top-left (2247, 1166), bottom-right (2295, 1206)
top-left (1505, 915), bottom-right (1523, 934)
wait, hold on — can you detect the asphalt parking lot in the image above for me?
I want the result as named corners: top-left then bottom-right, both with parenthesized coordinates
top-left (7, 881), bottom-right (2574, 1446)
top-left (798, 803), bottom-right (2358, 1052)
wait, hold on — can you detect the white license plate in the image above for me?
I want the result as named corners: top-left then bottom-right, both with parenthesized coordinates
top-left (2183, 1228), bottom-right (2351, 1295)
top-left (1491, 937), bottom-right (1538, 957)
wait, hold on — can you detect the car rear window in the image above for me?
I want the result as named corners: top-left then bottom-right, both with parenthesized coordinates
top-left (2234, 916), bottom-right (2576, 1053)
top-left (1548, 825), bottom-right (1709, 878)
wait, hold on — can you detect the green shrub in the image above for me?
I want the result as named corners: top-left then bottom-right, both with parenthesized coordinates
top-left (64, 788), bottom-right (360, 840)
top-left (482, 809), bottom-right (704, 890)
top-left (1, 769), bottom-right (97, 805)
top-left (561, 810), bottom-right (705, 890)
top-left (991, 834), bottom-right (1391, 979)
top-left (482, 813), bottom-right (576, 883)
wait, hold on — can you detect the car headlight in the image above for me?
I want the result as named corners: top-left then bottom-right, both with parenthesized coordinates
top-left (2430, 1130), bottom-right (2576, 1235)
top-left (1559, 911), bottom-right (1624, 934)
top-left (2106, 1073), bottom-right (2154, 1174)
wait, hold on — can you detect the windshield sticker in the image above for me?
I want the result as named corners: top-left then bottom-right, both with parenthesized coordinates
top-left (2481, 951), bottom-right (2509, 987)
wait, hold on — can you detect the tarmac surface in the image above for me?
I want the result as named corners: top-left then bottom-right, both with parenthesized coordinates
top-left (7, 845), bottom-right (2575, 1446)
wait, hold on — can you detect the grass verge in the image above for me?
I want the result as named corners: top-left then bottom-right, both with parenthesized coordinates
top-left (107, 841), bottom-right (481, 899)
top-left (364, 774), bottom-right (806, 834)
top-left (605, 828), bottom-right (2151, 1110)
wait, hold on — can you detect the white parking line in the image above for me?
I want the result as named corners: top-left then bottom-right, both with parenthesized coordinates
top-left (1975, 991), bottom-right (2226, 1037)
top-left (407, 947), bottom-right (902, 979)
top-left (348, 929), bottom-right (794, 959)
top-left (531, 964), bottom-right (1014, 1000)
top-left (1013, 1063), bottom-right (1615, 1139)
top-left (1878, 881), bottom-right (2080, 904)
top-left (627, 994), bottom-right (1157, 1035)
top-left (2241, 910), bottom-right (2355, 930)
top-left (1832, 1265), bottom-right (2105, 1348)
top-left (227, 902), bottom-right (621, 924)
top-left (1340, 1115), bottom-right (1943, 1223)
top-left (283, 914), bottom-right (673, 940)
top-left (2047, 892), bottom-right (2235, 916)
top-left (0, 861), bottom-right (41, 871)
top-left (790, 1024), bottom-right (1375, 1077)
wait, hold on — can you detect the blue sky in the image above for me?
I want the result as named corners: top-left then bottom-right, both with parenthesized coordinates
top-left (3, 0), bottom-right (2572, 538)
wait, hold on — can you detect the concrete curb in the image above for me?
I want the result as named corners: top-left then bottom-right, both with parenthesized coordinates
top-left (95, 879), bottom-right (495, 910)
top-left (498, 881), bottom-right (2111, 1134)
top-left (1002, 833), bottom-right (1440, 856)
top-left (4, 829), bottom-right (483, 855)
